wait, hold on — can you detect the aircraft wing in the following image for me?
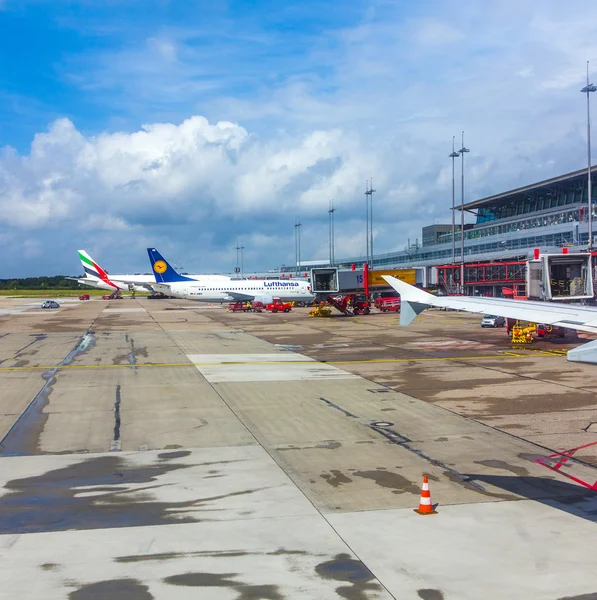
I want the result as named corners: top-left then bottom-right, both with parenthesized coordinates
top-left (66, 276), bottom-right (95, 286)
top-left (151, 283), bottom-right (172, 294)
top-left (382, 276), bottom-right (597, 335)
top-left (115, 278), bottom-right (156, 292)
top-left (227, 291), bottom-right (274, 304)
top-left (66, 277), bottom-right (109, 290)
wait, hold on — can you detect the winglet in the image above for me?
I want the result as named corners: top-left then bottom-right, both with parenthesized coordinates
top-left (382, 276), bottom-right (434, 326)
top-left (147, 248), bottom-right (194, 283)
top-left (400, 300), bottom-right (429, 326)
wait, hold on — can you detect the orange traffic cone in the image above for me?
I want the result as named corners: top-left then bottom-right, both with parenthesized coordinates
top-left (414, 475), bottom-right (437, 515)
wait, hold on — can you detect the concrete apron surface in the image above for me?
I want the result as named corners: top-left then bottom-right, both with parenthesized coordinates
top-left (0, 301), bottom-right (597, 599)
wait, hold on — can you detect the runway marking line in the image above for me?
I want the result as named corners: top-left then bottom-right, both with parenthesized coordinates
top-left (0, 351), bottom-right (563, 372)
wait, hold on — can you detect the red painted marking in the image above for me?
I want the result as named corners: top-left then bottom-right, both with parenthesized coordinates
top-left (534, 441), bottom-right (597, 491)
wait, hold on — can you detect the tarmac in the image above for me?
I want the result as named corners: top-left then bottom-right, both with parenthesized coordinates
top-left (0, 296), bottom-right (596, 599)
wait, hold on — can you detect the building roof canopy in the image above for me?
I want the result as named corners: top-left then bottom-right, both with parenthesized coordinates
top-left (462, 165), bottom-right (597, 212)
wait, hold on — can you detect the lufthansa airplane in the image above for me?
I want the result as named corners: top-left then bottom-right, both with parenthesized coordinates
top-left (148, 248), bottom-right (315, 304)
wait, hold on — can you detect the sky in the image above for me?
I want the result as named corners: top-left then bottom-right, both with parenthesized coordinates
top-left (1, 0), bottom-right (597, 277)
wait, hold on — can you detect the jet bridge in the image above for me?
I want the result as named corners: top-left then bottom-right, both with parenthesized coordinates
top-left (526, 252), bottom-right (593, 301)
top-left (311, 268), bottom-right (339, 294)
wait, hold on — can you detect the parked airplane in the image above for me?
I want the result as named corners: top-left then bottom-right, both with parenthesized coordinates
top-left (74, 250), bottom-right (231, 293)
top-left (382, 275), bottom-right (597, 365)
top-left (148, 248), bottom-right (315, 304)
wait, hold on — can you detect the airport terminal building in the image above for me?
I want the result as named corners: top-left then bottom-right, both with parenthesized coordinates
top-left (281, 166), bottom-right (597, 296)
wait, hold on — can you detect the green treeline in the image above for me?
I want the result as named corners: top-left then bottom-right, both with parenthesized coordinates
top-left (0, 276), bottom-right (82, 290)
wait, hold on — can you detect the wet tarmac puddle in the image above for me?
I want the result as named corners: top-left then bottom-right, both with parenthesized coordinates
top-left (315, 553), bottom-right (382, 600)
top-left (164, 572), bottom-right (284, 599)
top-left (69, 579), bottom-right (154, 599)
top-left (0, 452), bottom-right (264, 534)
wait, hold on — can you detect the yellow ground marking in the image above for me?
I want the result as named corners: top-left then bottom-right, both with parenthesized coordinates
top-left (512, 346), bottom-right (569, 357)
top-left (533, 349), bottom-right (568, 356)
top-left (0, 350), bottom-right (563, 372)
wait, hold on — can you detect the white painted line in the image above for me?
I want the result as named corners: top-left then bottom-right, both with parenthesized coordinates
top-left (187, 353), bottom-right (359, 383)
top-left (187, 353), bottom-right (316, 364)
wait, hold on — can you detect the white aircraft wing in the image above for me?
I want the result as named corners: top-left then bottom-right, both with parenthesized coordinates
top-left (227, 291), bottom-right (274, 304)
top-left (118, 279), bottom-right (156, 292)
top-left (151, 283), bottom-right (172, 294)
top-left (66, 277), bottom-right (100, 288)
top-left (382, 276), bottom-right (597, 335)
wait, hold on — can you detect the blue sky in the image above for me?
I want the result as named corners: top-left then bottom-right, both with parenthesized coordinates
top-left (1, 0), bottom-right (597, 277)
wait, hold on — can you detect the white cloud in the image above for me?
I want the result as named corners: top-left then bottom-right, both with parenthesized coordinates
top-left (1, 115), bottom-right (387, 232)
top-left (0, 114), bottom-right (385, 275)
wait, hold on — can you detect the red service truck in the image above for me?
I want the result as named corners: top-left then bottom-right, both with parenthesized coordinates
top-left (266, 298), bottom-right (292, 313)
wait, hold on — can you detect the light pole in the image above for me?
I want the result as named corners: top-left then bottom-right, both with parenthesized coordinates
top-left (449, 137), bottom-right (460, 265)
top-left (328, 199), bottom-right (336, 267)
top-left (365, 182), bottom-right (370, 268)
top-left (235, 239), bottom-right (240, 277)
top-left (365, 179), bottom-right (376, 268)
top-left (369, 178), bottom-right (376, 268)
top-left (459, 131), bottom-right (470, 292)
top-left (581, 61), bottom-right (596, 249)
top-left (294, 217), bottom-right (302, 271)
top-left (236, 240), bottom-right (245, 278)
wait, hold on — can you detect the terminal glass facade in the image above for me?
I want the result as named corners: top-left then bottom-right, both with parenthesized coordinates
top-left (476, 184), bottom-right (594, 223)
top-left (436, 206), bottom-right (587, 245)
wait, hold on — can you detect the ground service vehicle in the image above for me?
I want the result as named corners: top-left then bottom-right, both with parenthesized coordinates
top-left (228, 301), bottom-right (265, 312)
top-left (506, 318), bottom-right (538, 338)
top-left (481, 314), bottom-right (505, 328)
top-left (374, 295), bottom-right (400, 309)
top-left (79, 294), bottom-right (90, 301)
top-left (266, 298), bottom-right (292, 313)
top-left (41, 301), bottom-right (60, 309)
top-left (228, 302), bottom-right (247, 312)
top-left (228, 302), bottom-right (251, 312)
top-left (378, 297), bottom-right (400, 312)
top-left (536, 324), bottom-right (567, 338)
top-left (322, 294), bottom-right (373, 316)
top-left (351, 294), bottom-right (371, 315)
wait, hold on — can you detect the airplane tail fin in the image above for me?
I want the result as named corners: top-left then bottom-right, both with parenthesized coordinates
top-left (382, 276), bottom-right (436, 326)
top-left (147, 248), bottom-right (194, 283)
top-left (78, 250), bottom-right (119, 289)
